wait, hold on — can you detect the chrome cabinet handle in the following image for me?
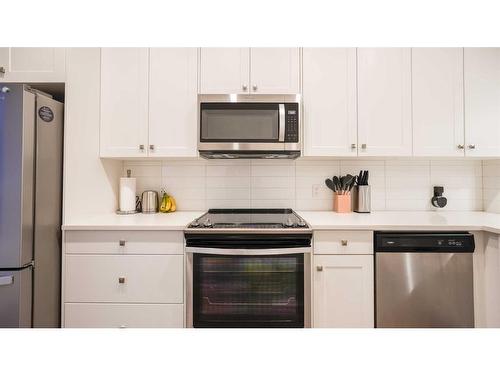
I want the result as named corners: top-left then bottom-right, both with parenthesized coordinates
top-left (351, 144), bottom-right (357, 150)
top-left (0, 67), bottom-right (5, 74)
top-left (252, 85), bottom-right (258, 91)
top-left (361, 144), bottom-right (367, 150)
top-left (341, 240), bottom-right (348, 246)
top-left (139, 144), bottom-right (145, 151)
top-left (149, 144), bottom-right (155, 151)
top-left (457, 144), bottom-right (465, 149)
top-left (0, 275), bottom-right (14, 286)
top-left (118, 277), bottom-right (126, 284)
top-left (468, 144), bottom-right (476, 149)
top-left (316, 266), bottom-right (323, 272)
top-left (242, 84), bottom-right (248, 91)
top-left (119, 240), bottom-right (126, 247)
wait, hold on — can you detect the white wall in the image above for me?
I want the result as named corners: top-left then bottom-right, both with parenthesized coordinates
top-left (63, 48), bottom-right (122, 221)
top-left (123, 158), bottom-right (484, 212)
top-left (483, 160), bottom-right (500, 213)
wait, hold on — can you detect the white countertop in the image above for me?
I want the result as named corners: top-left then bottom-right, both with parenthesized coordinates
top-left (62, 211), bottom-right (204, 231)
top-left (62, 211), bottom-right (500, 234)
top-left (297, 211), bottom-right (500, 234)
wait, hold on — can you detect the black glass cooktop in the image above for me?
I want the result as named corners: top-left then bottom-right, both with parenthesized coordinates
top-left (187, 209), bottom-right (310, 231)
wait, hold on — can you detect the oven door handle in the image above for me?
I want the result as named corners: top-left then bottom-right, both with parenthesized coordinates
top-left (185, 247), bottom-right (311, 255)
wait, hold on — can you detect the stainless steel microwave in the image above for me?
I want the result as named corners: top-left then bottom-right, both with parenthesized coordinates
top-left (198, 100), bottom-right (301, 159)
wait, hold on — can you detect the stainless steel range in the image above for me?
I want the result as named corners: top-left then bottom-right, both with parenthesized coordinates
top-left (185, 209), bottom-right (312, 328)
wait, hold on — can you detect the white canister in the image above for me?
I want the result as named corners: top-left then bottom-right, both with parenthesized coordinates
top-left (119, 170), bottom-right (136, 212)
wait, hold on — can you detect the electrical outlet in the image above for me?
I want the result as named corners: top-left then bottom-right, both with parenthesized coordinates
top-left (312, 184), bottom-right (321, 198)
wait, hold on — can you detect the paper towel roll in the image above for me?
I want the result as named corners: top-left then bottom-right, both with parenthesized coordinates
top-left (119, 177), bottom-right (137, 212)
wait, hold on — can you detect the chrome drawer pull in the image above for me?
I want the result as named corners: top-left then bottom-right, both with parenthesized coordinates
top-left (119, 240), bottom-right (126, 247)
top-left (118, 277), bottom-right (126, 284)
top-left (316, 266), bottom-right (323, 272)
top-left (341, 240), bottom-right (348, 246)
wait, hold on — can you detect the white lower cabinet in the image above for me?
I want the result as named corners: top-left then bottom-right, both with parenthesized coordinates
top-left (63, 230), bottom-right (185, 328)
top-left (65, 254), bottom-right (183, 303)
top-left (313, 255), bottom-right (374, 328)
top-left (64, 303), bottom-right (183, 328)
top-left (480, 233), bottom-right (500, 327)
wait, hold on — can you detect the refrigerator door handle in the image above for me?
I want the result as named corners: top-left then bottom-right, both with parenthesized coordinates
top-left (0, 275), bottom-right (14, 286)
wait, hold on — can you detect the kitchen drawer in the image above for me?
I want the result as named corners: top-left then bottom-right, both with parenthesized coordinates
top-left (64, 303), bottom-right (184, 328)
top-left (65, 230), bottom-right (183, 255)
top-left (314, 231), bottom-right (373, 255)
top-left (65, 255), bottom-right (183, 303)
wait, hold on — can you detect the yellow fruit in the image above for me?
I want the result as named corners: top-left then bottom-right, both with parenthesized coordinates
top-left (169, 196), bottom-right (177, 212)
top-left (160, 193), bottom-right (171, 213)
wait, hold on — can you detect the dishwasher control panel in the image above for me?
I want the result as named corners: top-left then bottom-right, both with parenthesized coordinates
top-left (375, 232), bottom-right (475, 253)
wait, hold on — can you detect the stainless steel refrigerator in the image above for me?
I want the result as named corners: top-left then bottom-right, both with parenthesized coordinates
top-left (0, 84), bottom-right (63, 328)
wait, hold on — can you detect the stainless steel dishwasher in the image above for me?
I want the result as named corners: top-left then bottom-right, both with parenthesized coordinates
top-left (375, 232), bottom-right (475, 328)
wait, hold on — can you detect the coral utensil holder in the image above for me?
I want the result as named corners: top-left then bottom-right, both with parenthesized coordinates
top-left (334, 193), bottom-right (352, 213)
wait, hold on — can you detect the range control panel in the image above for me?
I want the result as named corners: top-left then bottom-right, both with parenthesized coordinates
top-left (284, 103), bottom-right (299, 142)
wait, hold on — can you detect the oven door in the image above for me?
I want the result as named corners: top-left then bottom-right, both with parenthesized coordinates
top-left (186, 248), bottom-right (311, 328)
top-left (199, 102), bottom-right (286, 152)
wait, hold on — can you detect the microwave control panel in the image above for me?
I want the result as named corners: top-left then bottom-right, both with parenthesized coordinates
top-left (284, 103), bottom-right (299, 142)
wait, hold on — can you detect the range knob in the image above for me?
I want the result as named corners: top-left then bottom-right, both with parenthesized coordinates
top-left (203, 218), bottom-right (213, 228)
top-left (190, 220), bottom-right (200, 228)
top-left (297, 219), bottom-right (307, 227)
top-left (284, 217), bottom-right (294, 227)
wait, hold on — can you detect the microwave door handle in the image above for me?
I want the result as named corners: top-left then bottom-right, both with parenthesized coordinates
top-left (185, 247), bottom-right (311, 255)
top-left (278, 104), bottom-right (285, 142)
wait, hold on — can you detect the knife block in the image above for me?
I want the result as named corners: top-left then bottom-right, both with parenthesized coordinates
top-left (334, 193), bottom-right (352, 213)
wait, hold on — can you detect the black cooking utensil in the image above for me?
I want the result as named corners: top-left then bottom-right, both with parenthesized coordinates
top-left (333, 176), bottom-right (341, 191)
top-left (325, 178), bottom-right (336, 192)
top-left (348, 177), bottom-right (356, 192)
top-left (342, 175), bottom-right (354, 194)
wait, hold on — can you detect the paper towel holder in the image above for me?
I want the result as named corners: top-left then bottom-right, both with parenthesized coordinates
top-left (116, 169), bottom-right (139, 215)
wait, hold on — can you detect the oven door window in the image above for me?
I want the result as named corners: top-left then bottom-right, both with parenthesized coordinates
top-left (200, 104), bottom-right (280, 142)
top-left (193, 254), bottom-right (304, 328)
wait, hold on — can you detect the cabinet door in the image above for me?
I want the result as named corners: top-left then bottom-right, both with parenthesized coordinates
top-left (303, 48), bottom-right (357, 156)
top-left (100, 48), bottom-right (149, 157)
top-left (464, 48), bottom-right (500, 157)
top-left (250, 48), bottom-right (300, 94)
top-left (314, 255), bottom-right (374, 328)
top-left (0, 48), bottom-right (66, 82)
top-left (412, 48), bottom-right (465, 156)
top-left (199, 48), bottom-right (250, 94)
top-left (149, 48), bottom-right (198, 157)
top-left (357, 48), bottom-right (412, 156)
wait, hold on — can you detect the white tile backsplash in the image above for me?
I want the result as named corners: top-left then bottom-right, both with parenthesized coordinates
top-left (123, 158), bottom-right (488, 212)
top-left (483, 160), bottom-right (500, 213)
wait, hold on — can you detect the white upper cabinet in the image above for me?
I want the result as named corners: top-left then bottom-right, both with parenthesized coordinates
top-left (149, 48), bottom-right (198, 157)
top-left (249, 48), bottom-right (299, 94)
top-left (357, 48), bottom-right (412, 156)
top-left (412, 48), bottom-right (465, 156)
top-left (0, 48), bottom-right (66, 82)
top-left (100, 48), bottom-right (149, 157)
top-left (464, 48), bottom-right (500, 157)
top-left (314, 255), bottom-right (374, 328)
top-left (303, 48), bottom-right (357, 156)
top-left (199, 48), bottom-right (299, 94)
top-left (199, 48), bottom-right (250, 94)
